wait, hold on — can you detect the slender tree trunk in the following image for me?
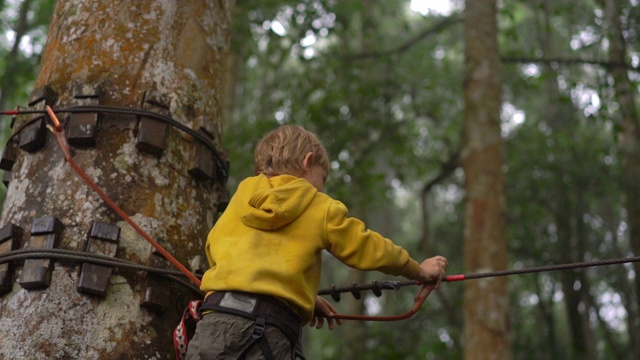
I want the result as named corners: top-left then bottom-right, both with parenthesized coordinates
top-left (462, 1), bottom-right (510, 359)
top-left (600, 0), bottom-right (640, 356)
top-left (555, 185), bottom-right (592, 359)
top-left (0, 1), bottom-right (233, 358)
top-left (533, 276), bottom-right (562, 360)
top-left (605, 194), bottom-right (638, 357)
top-left (533, 1), bottom-right (598, 356)
top-left (574, 191), bottom-right (597, 359)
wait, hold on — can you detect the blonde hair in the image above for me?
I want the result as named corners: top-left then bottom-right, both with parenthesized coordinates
top-left (254, 125), bottom-right (330, 177)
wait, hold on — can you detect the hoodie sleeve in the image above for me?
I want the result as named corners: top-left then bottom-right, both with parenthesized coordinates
top-left (323, 200), bottom-right (421, 279)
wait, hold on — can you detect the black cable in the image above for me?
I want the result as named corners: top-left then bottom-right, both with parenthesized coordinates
top-left (460, 255), bottom-right (640, 280)
top-left (4, 248), bottom-right (639, 301)
top-left (0, 248), bottom-right (204, 296)
top-left (2, 105), bottom-right (228, 178)
top-left (317, 255), bottom-right (640, 301)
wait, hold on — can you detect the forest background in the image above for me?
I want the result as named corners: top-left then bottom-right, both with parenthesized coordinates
top-left (1, 0), bottom-right (639, 359)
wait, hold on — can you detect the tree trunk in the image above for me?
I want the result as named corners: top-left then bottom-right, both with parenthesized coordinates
top-left (0, 1), bottom-right (233, 358)
top-left (600, 0), bottom-right (640, 355)
top-left (533, 275), bottom-right (562, 360)
top-left (533, 1), bottom-right (597, 356)
top-left (462, 1), bottom-right (511, 359)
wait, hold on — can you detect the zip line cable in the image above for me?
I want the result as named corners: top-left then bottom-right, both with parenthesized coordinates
top-left (324, 255), bottom-right (640, 321)
top-left (319, 251), bottom-right (640, 299)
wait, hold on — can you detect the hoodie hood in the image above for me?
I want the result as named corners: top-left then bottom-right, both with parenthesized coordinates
top-left (240, 174), bottom-right (318, 230)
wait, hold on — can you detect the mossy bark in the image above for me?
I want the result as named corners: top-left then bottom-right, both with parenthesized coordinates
top-left (0, 1), bottom-right (233, 358)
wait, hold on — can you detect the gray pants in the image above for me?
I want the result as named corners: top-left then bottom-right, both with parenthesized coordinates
top-left (186, 312), bottom-right (299, 360)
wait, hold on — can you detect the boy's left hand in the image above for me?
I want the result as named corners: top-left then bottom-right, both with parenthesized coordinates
top-left (309, 295), bottom-right (342, 330)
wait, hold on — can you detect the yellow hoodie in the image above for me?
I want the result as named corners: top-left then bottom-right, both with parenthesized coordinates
top-left (200, 174), bottom-right (421, 323)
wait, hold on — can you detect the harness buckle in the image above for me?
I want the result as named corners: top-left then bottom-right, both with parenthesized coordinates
top-left (252, 316), bottom-right (267, 340)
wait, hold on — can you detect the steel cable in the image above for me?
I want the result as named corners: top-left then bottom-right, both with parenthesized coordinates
top-left (2, 105), bottom-right (228, 177)
top-left (0, 248), bottom-right (204, 296)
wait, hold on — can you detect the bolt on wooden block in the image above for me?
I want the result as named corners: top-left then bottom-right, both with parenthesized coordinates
top-left (19, 216), bottom-right (63, 290)
top-left (19, 87), bottom-right (56, 153)
top-left (0, 224), bottom-right (23, 295)
top-left (18, 118), bottom-right (47, 153)
top-left (77, 221), bottom-right (120, 297)
top-left (140, 241), bottom-right (172, 313)
top-left (0, 135), bottom-right (16, 188)
top-left (2, 171), bottom-right (10, 188)
top-left (217, 189), bottom-right (231, 213)
top-left (67, 84), bottom-right (101, 147)
top-left (188, 128), bottom-right (216, 180)
top-left (0, 138), bottom-right (17, 172)
top-left (136, 90), bottom-right (170, 157)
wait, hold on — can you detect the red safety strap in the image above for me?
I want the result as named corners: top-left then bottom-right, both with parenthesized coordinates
top-left (173, 300), bottom-right (202, 360)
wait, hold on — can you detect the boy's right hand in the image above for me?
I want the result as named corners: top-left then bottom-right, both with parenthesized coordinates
top-left (310, 295), bottom-right (342, 330)
top-left (418, 256), bottom-right (448, 289)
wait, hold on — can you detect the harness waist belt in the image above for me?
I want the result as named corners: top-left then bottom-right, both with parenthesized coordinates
top-left (200, 291), bottom-right (302, 340)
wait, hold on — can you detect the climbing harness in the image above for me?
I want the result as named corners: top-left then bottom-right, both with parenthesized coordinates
top-left (173, 291), bottom-right (308, 359)
top-left (197, 291), bottom-right (304, 360)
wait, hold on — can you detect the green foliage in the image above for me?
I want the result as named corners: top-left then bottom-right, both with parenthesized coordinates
top-left (0, 0), bottom-right (55, 204)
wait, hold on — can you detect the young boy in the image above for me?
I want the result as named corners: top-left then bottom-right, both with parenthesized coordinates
top-left (186, 125), bottom-right (448, 359)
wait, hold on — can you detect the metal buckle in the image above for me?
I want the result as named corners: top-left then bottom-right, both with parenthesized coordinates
top-left (252, 317), bottom-right (266, 340)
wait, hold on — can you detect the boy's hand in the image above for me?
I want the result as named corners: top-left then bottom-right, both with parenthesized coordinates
top-left (309, 296), bottom-right (342, 330)
top-left (418, 256), bottom-right (448, 289)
